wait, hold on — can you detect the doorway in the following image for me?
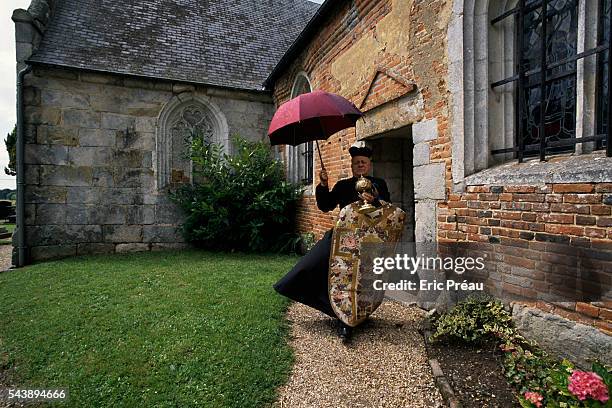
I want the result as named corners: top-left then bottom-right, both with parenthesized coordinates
top-left (368, 125), bottom-right (415, 242)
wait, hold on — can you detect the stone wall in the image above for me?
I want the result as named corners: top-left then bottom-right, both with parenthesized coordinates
top-left (20, 66), bottom-right (274, 262)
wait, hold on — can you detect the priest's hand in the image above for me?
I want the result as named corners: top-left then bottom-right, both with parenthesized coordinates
top-left (360, 192), bottom-right (375, 203)
top-left (319, 169), bottom-right (328, 187)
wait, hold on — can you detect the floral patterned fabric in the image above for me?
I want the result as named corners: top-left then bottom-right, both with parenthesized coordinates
top-left (328, 201), bottom-right (406, 327)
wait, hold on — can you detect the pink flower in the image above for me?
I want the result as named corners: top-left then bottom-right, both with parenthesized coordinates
top-left (524, 391), bottom-right (543, 407)
top-left (568, 370), bottom-right (609, 403)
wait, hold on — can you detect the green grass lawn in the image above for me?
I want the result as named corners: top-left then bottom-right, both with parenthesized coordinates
top-left (0, 250), bottom-right (297, 407)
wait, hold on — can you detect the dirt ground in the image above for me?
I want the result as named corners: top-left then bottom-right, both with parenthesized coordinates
top-left (427, 340), bottom-right (520, 407)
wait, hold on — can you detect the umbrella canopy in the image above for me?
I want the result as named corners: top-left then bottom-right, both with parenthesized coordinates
top-left (268, 90), bottom-right (362, 146)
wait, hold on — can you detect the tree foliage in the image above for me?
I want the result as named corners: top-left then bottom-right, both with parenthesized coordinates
top-left (5, 125), bottom-right (16, 176)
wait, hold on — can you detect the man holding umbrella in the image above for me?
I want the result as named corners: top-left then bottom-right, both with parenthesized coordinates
top-left (268, 90), bottom-right (394, 342)
top-left (274, 141), bottom-right (390, 342)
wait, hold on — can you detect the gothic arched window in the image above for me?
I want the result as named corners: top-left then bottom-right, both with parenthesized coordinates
top-left (156, 94), bottom-right (229, 189)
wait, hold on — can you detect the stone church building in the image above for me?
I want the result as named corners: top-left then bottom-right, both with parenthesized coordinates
top-left (13, 0), bottom-right (318, 260)
top-left (14, 0), bottom-right (612, 364)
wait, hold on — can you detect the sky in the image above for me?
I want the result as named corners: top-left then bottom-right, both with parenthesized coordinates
top-left (1, 0), bottom-right (30, 190)
top-left (0, 0), bottom-right (323, 191)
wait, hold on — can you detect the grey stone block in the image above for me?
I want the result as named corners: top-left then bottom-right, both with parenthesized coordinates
top-left (143, 225), bottom-right (183, 243)
top-left (24, 144), bottom-right (68, 165)
top-left (24, 107), bottom-right (61, 126)
top-left (77, 243), bottom-right (115, 255)
top-left (25, 124), bottom-right (37, 143)
top-left (464, 152), bottom-right (612, 185)
top-left (98, 188), bottom-right (142, 205)
top-left (26, 225), bottom-right (67, 246)
top-left (36, 203), bottom-right (66, 224)
top-left (151, 243), bottom-right (190, 251)
top-left (114, 169), bottom-right (154, 189)
top-left (79, 128), bottom-right (117, 147)
top-left (103, 225), bottom-right (143, 243)
top-left (68, 147), bottom-right (112, 166)
top-left (113, 150), bottom-right (148, 168)
top-left (62, 110), bottom-right (100, 128)
top-left (143, 194), bottom-right (161, 205)
top-left (41, 89), bottom-right (90, 109)
top-left (117, 131), bottom-right (155, 151)
top-left (413, 143), bottom-right (430, 166)
top-left (67, 187), bottom-right (98, 204)
top-left (23, 86), bottom-right (41, 106)
top-left (134, 117), bottom-right (157, 132)
top-left (65, 225), bottom-right (102, 243)
top-left (512, 303), bottom-right (612, 369)
top-left (40, 165), bottom-right (93, 186)
top-left (36, 125), bottom-right (79, 146)
top-left (504, 275), bottom-right (533, 288)
top-left (101, 113), bottom-right (135, 130)
top-left (30, 244), bottom-right (76, 261)
top-left (414, 162), bottom-right (446, 200)
top-left (24, 204), bottom-right (35, 225)
top-left (412, 118), bottom-right (438, 144)
top-left (103, 188), bottom-right (142, 205)
top-left (155, 204), bottom-right (184, 224)
top-left (25, 165), bottom-right (40, 185)
top-left (116, 243), bottom-right (150, 253)
top-left (92, 167), bottom-right (114, 187)
top-left (90, 206), bottom-right (126, 224)
top-left (66, 204), bottom-right (91, 224)
top-left (415, 200), bottom-right (437, 243)
top-left (126, 205), bottom-right (155, 225)
top-left (25, 186), bottom-right (67, 204)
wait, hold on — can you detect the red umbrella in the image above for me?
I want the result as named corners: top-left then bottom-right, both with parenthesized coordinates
top-left (267, 90), bottom-right (363, 170)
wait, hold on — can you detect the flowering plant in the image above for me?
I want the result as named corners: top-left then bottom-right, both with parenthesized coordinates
top-left (523, 391), bottom-right (543, 407)
top-left (568, 370), bottom-right (609, 403)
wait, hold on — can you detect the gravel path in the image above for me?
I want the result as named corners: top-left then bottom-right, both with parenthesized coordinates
top-left (0, 245), bottom-right (12, 272)
top-left (275, 301), bottom-right (444, 408)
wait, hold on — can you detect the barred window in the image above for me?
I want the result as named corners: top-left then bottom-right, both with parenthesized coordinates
top-left (490, 0), bottom-right (610, 162)
top-left (450, 0), bottom-right (611, 188)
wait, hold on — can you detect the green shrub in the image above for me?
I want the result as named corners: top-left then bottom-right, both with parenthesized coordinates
top-left (170, 135), bottom-right (303, 252)
top-left (430, 295), bottom-right (520, 343)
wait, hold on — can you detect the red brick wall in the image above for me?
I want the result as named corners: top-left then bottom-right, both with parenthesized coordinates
top-left (440, 183), bottom-right (612, 334)
top-left (273, 0), bottom-right (453, 239)
top-left (440, 183), bottom-right (612, 243)
top-left (271, 1), bottom-right (611, 334)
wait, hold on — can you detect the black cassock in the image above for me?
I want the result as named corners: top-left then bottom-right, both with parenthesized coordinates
top-left (273, 176), bottom-right (390, 318)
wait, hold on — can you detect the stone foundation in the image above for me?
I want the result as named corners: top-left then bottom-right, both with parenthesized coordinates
top-left (512, 303), bottom-right (612, 369)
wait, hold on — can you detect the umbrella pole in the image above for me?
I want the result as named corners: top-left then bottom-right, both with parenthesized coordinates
top-left (315, 140), bottom-right (325, 171)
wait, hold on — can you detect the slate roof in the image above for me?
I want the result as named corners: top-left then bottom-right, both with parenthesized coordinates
top-left (28, 0), bottom-right (320, 91)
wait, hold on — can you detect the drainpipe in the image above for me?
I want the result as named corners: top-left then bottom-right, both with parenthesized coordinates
top-left (16, 64), bottom-right (32, 267)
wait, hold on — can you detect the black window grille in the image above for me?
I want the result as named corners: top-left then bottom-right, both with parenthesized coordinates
top-left (301, 141), bottom-right (314, 184)
top-left (597, 0), bottom-right (612, 151)
top-left (491, 0), bottom-right (612, 161)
